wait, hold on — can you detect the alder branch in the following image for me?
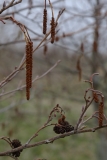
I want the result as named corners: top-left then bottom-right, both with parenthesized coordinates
top-left (0, 8), bottom-right (64, 91)
top-left (75, 97), bottom-right (94, 131)
top-left (0, 0), bottom-right (22, 14)
top-left (0, 124), bottom-right (107, 157)
top-left (0, 60), bottom-right (61, 97)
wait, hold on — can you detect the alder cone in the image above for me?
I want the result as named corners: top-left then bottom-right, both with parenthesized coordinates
top-left (59, 126), bottom-right (66, 134)
top-left (11, 139), bottom-right (23, 157)
top-left (65, 125), bottom-right (74, 132)
top-left (53, 125), bottom-right (66, 134)
top-left (53, 125), bottom-right (61, 134)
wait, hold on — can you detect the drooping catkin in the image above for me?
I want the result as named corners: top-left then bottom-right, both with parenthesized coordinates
top-left (93, 41), bottom-right (97, 52)
top-left (93, 92), bottom-right (99, 103)
top-left (81, 43), bottom-right (84, 52)
top-left (26, 41), bottom-right (33, 100)
top-left (29, 41), bottom-right (33, 88)
top-left (76, 54), bottom-right (82, 81)
top-left (26, 43), bottom-right (30, 100)
top-left (43, 44), bottom-right (47, 55)
top-left (99, 101), bottom-right (104, 127)
top-left (43, 9), bottom-right (47, 34)
top-left (50, 17), bottom-right (55, 43)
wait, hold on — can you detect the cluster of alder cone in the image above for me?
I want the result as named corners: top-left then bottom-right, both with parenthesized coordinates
top-left (1, 139), bottom-right (23, 158)
top-left (53, 115), bottom-right (74, 134)
top-left (6, 115), bottom-right (74, 158)
top-left (11, 139), bottom-right (23, 157)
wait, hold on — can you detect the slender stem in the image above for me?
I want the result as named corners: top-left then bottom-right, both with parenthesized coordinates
top-left (75, 98), bottom-right (94, 131)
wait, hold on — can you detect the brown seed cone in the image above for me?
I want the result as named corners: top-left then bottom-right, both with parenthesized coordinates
top-left (53, 125), bottom-right (61, 134)
top-left (65, 125), bottom-right (74, 132)
top-left (57, 114), bottom-right (74, 133)
top-left (53, 125), bottom-right (66, 134)
top-left (50, 17), bottom-right (55, 43)
top-left (59, 126), bottom-right (66, 134)
top-left (11, 139), bottom-right (23, 157)
top-left (43, 9), bottom-right (47, 34)
top-left (99, 102), bottom-right (104, 127)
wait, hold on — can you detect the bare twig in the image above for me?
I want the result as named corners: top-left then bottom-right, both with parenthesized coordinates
top-left (0, 0), bottom-right (22, 14)
top-left (0, 60), bottom-right (61, 97)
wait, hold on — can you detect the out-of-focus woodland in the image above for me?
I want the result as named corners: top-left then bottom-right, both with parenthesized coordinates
top-left (0, 0), bottom-right (107, 160)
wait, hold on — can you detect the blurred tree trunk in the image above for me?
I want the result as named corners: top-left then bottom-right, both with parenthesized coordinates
top-left (92, 1), bottom-right (107, 160)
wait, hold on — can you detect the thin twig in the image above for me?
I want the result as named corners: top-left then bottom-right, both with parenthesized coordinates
top-left (0, 0), bottom-right (22, 14)
top-left (0, 60), bottom-right (61, 97)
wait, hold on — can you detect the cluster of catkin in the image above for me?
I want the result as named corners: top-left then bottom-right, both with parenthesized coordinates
top-left (26, 41), bottom-right (33, 100)
top-left (43, 0), bottom-right (56, 43)
top-left (25, 0), bottom-right (56, 99)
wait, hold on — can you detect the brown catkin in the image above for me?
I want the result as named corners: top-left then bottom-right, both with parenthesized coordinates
top-left (43, 9), bottom-right (47, 34)
top-left (26, 44), bottom-right (30, 100)
top-left (26, 41), bottom-right (33, 100)
top-left (76, 54), bottom-right (82, 81)
top-left (51, 17), bottom-right (55, 43)
top-left (93, 92), bottom-right (99, 103)
top-left (81, 43), bottom-right (84, 52)
top-left (43, 44), bottom-right (47, 55)
top-left (29, 41), bottom-right (33, 88)
top-left (93, 41), bottom-right (97, 52)
top-left (99, 101), bottom-right (104, 127)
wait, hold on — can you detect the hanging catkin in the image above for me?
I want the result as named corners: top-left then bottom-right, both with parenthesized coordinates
top-left (93, 92), bottom-right (99, 103)
top-left (99, 101), bottom-right (104, 127)
top-left (43, 9), bottom-right (47, 34)
top-left (26, 43), bottom-right (30, 100)
top-left (51, 17), bottom-right (55, 43)
top-left (43, 44), bottom-right (47, 55)
top-left (29, 41), bottom-right (33, 88)
top-left (26, 41), bottom-right (33, 100)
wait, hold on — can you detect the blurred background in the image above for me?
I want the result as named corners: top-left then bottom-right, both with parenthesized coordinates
top-left (0, 0), bottom-right (107, 159)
